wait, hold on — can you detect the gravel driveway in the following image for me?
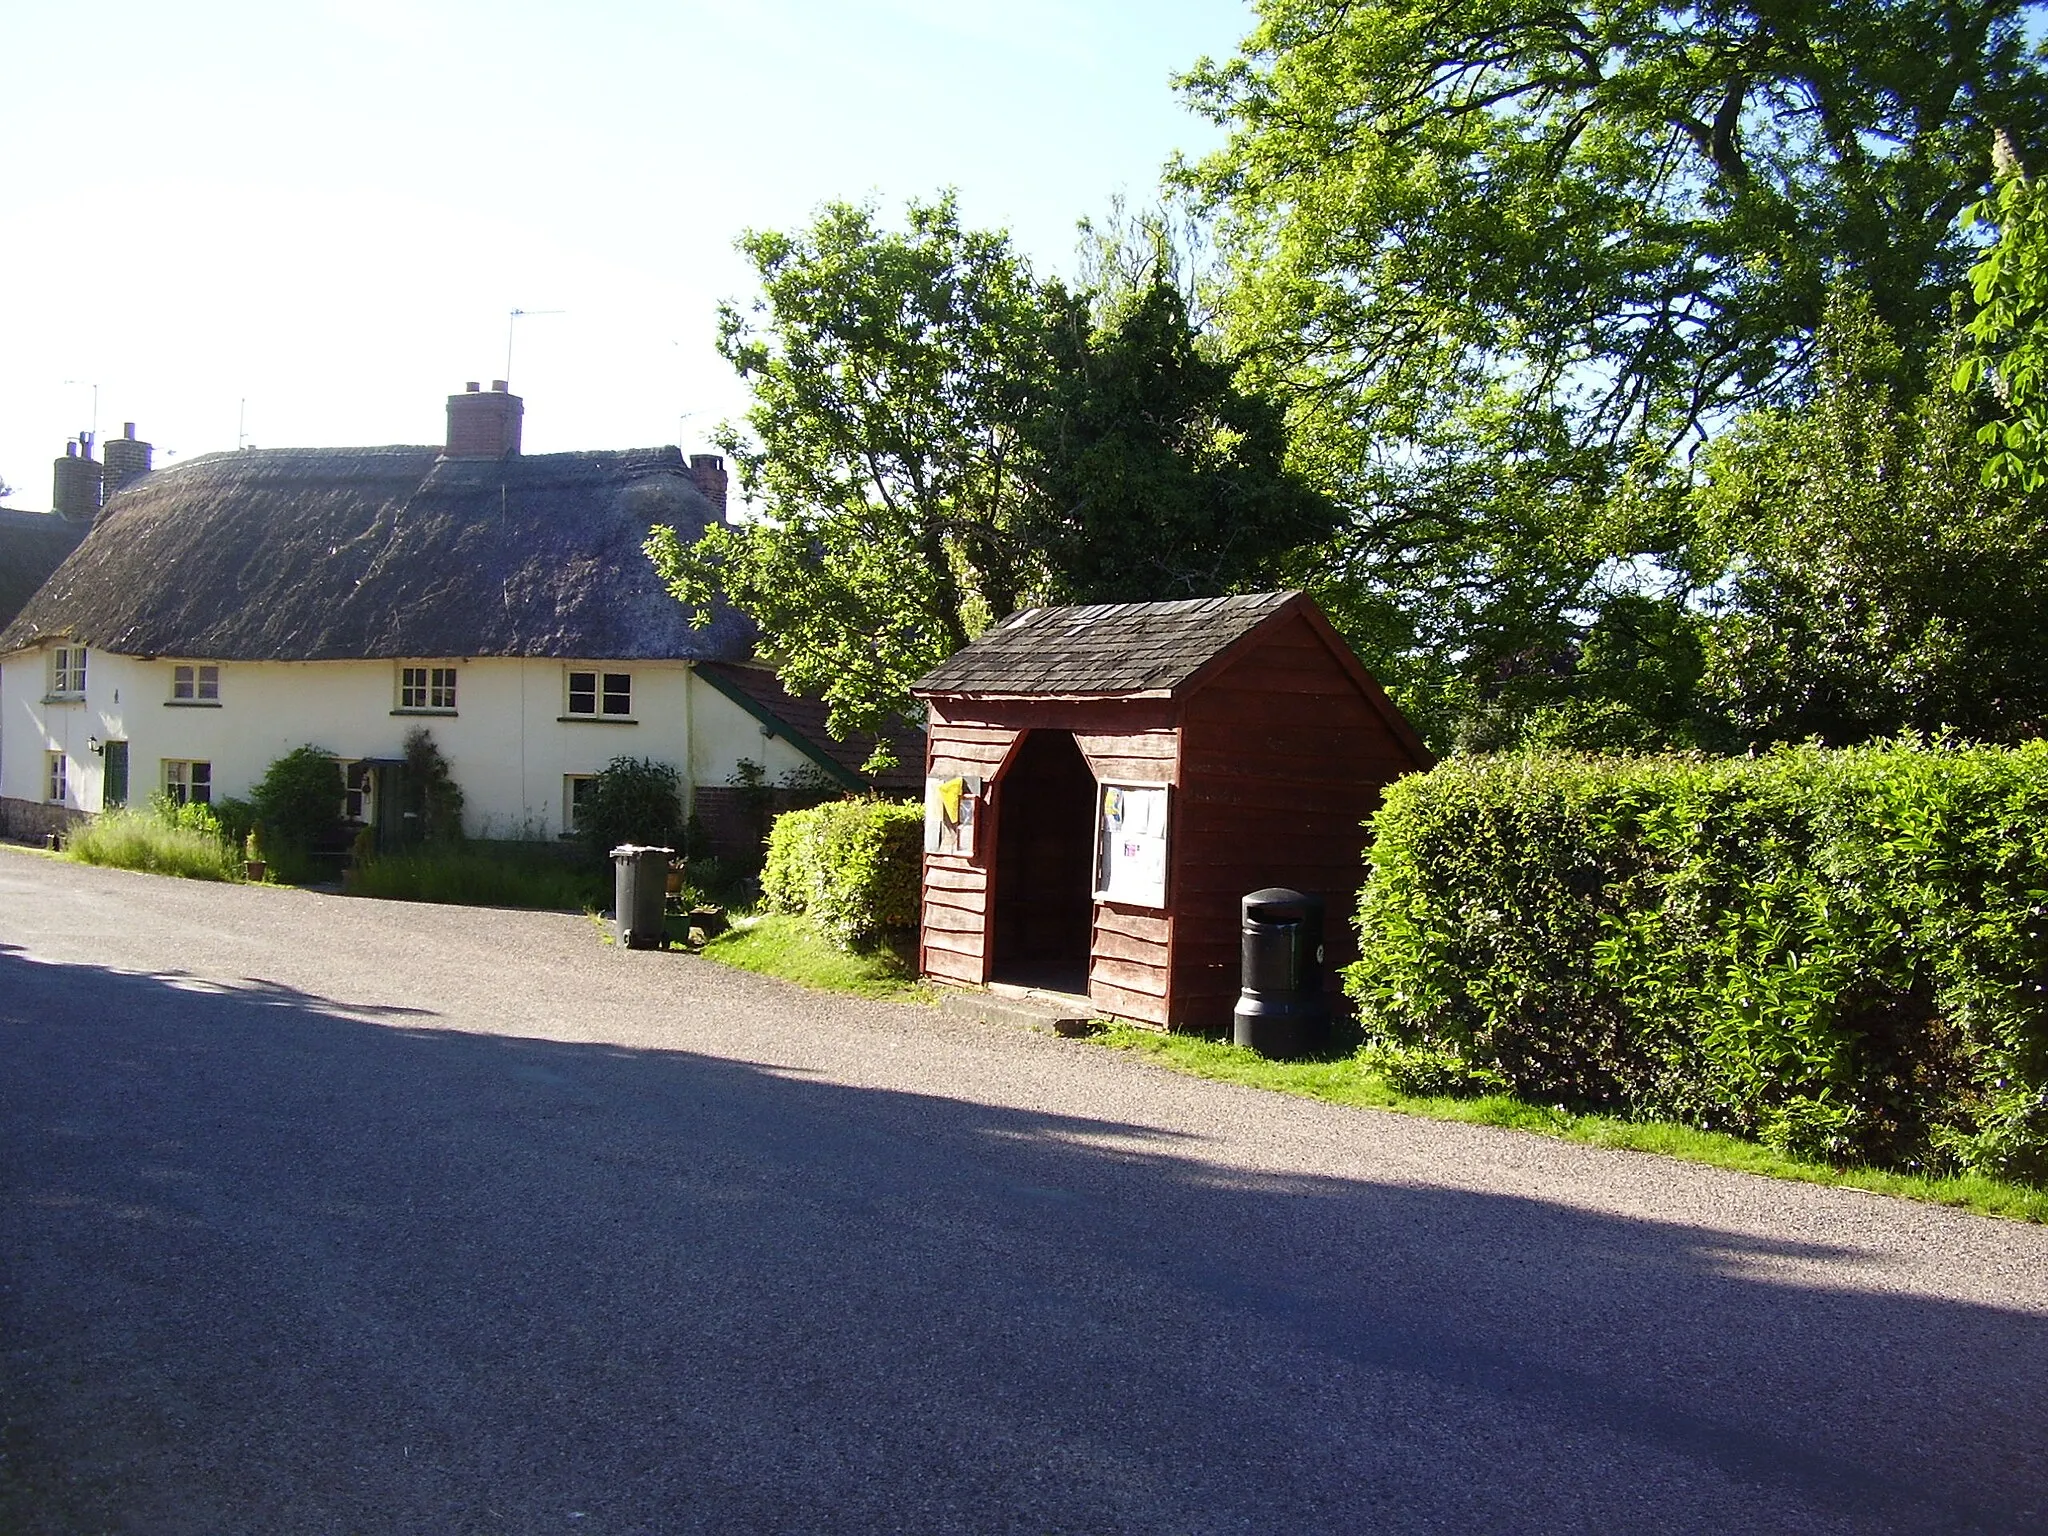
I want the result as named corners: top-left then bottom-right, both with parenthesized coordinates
top-left (3, 850), bottom-right (2045, 1534)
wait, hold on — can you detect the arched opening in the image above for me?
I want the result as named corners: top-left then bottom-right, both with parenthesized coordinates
top-left (990, 730), bottom-right (1097, 995)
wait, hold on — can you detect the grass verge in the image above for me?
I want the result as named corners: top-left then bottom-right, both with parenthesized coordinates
top-left (1094, 1026), bottom-right (2048, 1224)
top-left (699, 912), bottom-right (928, 1002)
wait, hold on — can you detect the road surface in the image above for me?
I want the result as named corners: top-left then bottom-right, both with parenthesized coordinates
top-left (3, 850), bottom-right (2045, 1533)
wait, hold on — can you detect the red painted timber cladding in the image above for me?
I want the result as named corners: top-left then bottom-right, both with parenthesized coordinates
top-left (1168, 612), bottom-right (1409, 1032)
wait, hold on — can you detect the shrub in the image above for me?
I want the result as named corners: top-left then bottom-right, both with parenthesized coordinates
top-left (401, 727), bottom-right (466, 845)
top-left (251, 745), bottom-right (344, 880)
top-left (67, 802), bottom-right (240, 882)
top-left (1348, 743), bottom-right (2048, 1180)
top-left (579, 757), bottom-right (684, 863)
top-left (761, 798), bottom-right (922, 948)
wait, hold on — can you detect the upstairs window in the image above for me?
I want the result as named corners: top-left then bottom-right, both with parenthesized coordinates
top-left (172, 663), bottom-right (220, 702)
top-left (163, 760), bottom-right (212, 807)
top-left (567, 670), bottom-right (632, 717)
top-left (49, 646), bottom-right (86, 698)
top-left (399, 665), bottom-right (457, 712)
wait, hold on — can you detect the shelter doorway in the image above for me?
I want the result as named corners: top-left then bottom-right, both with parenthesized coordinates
top-left (990, 729), bottom-right (1097, 995)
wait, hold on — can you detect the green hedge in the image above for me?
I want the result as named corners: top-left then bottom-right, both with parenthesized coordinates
top-left (761, 799), bottom-right (923, 948)
top-left (1348, 743), bottom-right (2048, 1180)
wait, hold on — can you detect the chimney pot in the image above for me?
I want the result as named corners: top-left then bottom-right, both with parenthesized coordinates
top-left (66, 441), bottom-right (77, 458)
top-left (123, 421), bottom-right (135, 439)
top-left (491, 380), bottom-right (509, 393)
top-left (466, 381), bottom-right (481, 393)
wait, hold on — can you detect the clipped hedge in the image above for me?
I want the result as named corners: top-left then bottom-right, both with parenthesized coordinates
top-left (761, 799), bottom-right (923, 948)
top-left (1348, 743), bottom-right (2048, 1180)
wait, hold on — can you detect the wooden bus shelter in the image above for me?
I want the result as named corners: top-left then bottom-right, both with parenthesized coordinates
top-left (910, 590), bottom-right (1431, 1031)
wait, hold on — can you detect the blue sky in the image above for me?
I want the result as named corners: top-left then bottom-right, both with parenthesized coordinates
top-left (1, 0), bottom-right (1253, 505)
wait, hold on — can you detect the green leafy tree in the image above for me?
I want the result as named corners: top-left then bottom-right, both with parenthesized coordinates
top-left (1024, 273), bottom-right (1338, 603)
top-left (1174, 0), bottom-right (2047, 730)
top-left (1695, 292), bottom-right (2048, 745)
top-left (1957, 138), bottom-right (2048, 488)
top-left (649, 194), bottom-right (1339, 738)
top-left (646, 194), bottom-right (1044, 741)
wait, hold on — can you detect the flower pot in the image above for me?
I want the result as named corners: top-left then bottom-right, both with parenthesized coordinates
top-left (245, 859), bottom-right (267, 882)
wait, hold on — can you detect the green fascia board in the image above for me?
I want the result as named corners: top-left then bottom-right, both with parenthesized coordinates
top-left (694, 665), bottom-right (865, 790)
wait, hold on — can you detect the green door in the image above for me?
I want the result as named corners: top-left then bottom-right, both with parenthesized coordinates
top-left (103, 740), bottom-right (129, 807)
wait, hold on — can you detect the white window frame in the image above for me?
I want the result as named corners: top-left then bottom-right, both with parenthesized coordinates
top-left (398, 663), bottom-right (458, 713)
top-left (163, 759), bottom-right (212, 807)
top-left (566, 669), bottom-right (632, 719)
top-left (341, 760), bottom-right (374, 825)
top-left (49, 645), bottom-right (86, 699)
top-left (171, 663), bottom-right (220, 702)
top-left (564, 774), bottom-right (598, 834)
top-left (46, 752), bottom-right (69, 805)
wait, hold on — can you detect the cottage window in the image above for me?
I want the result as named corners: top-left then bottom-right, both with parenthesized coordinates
top-left (163, 760), bottom-right (212, 807)
top-left (172, 663), bottom-right (220, 702)
top-left (564, 774), bottom-right (597, 833)
top-left (566, 670), bottom-right (632, 718)
top-left (342, 761), bottom-right (374, 824)
top-left (46, 752), bottom-right (69, 805)
top-left (398, 665), bottom-right (457, 712)
top-left (49, 646), bottom-right (86, 698)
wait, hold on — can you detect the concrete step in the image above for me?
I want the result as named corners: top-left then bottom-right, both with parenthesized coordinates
top-left (937, 984), bottom-right (1102, 1036)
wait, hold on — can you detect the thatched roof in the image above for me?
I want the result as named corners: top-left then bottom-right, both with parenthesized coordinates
top-left (697, 662), bottom-right (925, 792)
top-left (0, 446), bottom-right (753, 662)
top-left (913, 591), bottom-right (1301, 698)
top-left (0, 509), bottom-right (87, 633)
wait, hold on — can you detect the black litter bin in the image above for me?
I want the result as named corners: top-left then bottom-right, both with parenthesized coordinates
top-left (1232, 887), bottom-right (1329, 1058)
top-left (611, 844), bottom-right (675, 950)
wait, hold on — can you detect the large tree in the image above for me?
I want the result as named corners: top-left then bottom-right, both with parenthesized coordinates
top-left (1958, 138), bottom-right (2048, 487)
top-left (1023, 273), bottom-right (1338, 604)
top-left (1175, 0), bottom-right (2048, 726)
top-left (1696, 293), bottom-right (2048, 746)
top-left (646, 194), bottom-right (1044, 741)
top-left (651, 196), bottom-right (1334, 740)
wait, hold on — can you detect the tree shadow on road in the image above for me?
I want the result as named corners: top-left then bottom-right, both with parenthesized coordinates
top-left (2, 947), bottom-right (2041, 1536)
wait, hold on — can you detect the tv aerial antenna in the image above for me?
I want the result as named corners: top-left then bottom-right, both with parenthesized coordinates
top-left (505, 308), bottom-right (565, 384)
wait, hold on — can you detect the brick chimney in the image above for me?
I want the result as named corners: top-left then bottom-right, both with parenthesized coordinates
top-left (102, 422), bottom-right (153, 500)
top-left (689, 453), bottom-right (728, 520)
top-left (444, 379), bottom-right (523, 458)
top-left (52, 435), bottom-right (102, 521)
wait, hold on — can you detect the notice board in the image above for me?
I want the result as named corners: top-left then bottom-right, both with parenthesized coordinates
top-left (1094, 781), bottom-right (1169, 907)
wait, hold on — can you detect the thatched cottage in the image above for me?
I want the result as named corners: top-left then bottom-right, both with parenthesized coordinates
top-left (0, 384), bottom-right (905, 850)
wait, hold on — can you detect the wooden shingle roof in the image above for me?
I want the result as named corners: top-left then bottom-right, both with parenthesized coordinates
top-left (912, 591), bottom-right (1301, 698)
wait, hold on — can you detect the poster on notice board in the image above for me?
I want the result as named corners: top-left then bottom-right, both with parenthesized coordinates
top-left (1095, 781), bottom-right (1169, 907)
top-left (924, 775), bottom-right (981, 856)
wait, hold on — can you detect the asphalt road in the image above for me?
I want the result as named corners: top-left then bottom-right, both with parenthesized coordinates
top-left (3, 850), bottom-right (2046, 1535)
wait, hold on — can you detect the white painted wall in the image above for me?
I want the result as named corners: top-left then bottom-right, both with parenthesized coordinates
top-left (0, 643), bottom-right (813, 835)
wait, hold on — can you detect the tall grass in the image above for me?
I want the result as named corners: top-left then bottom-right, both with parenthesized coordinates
top-left (348, 847), bottom-right (602, 911)
top-left (67, 805), bottom-right (242, 882)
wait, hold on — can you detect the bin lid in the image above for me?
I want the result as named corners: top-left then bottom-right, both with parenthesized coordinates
top-left (1242, 887), bottom-right (1322, 922)
top-left (610, 844), bottom-right (676, 859)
